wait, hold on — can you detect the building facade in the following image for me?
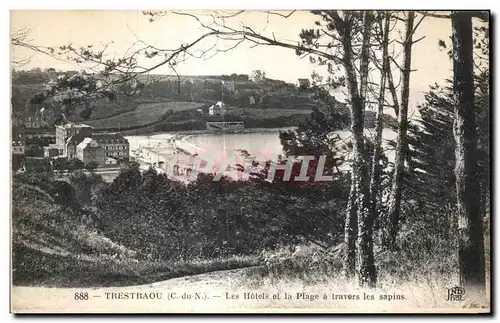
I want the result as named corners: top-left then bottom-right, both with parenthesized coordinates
top-left (298, 78), bottom-right (311, 89)
top-left (12, 141), bottom-right (25, 155)
top-left (209, 101), bottom-right (227, 116)
top-left (45, 123), bottom-right (129, 167)
top-left (23, 115), bottom-right (41, 129)
top-left (93, 133), bottom-right (130, 161)
top-left (56, 123), bottom-right (92, 147)
top-left (76, 138), bottom-right (105, 166)
top-left (21, 109), bottom-right (53, 129)
top-left (65, 132), bottom-right (89, 160)
top-left (105, 157), bottom-right (118, 165)
top-left (55, 123), bottom-right (92, 158)
top-left (43, 145), bottom-right (60, 158)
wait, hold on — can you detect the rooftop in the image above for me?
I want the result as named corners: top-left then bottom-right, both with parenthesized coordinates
top-left (93, 133), bottom-right (128, 144)
top-left (66, 132), bottom-right (88, 146)
top-left (77, 137), bottom-right (98, 150)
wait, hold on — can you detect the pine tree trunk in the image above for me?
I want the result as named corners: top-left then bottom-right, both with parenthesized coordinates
top-left (340, 14), bottom-right (361, 280)
top-left (387, 12), bottom-right (414, 248)
top-left (386, 66), bottom-right (414, 174)
top-left (451, 11), bottom-right (485, 294)
top-left (343, 183), bottom-right (357, 278)
top-left (386, 64), bottom-right (400, 117)
top-left (338, 11), bottom-right (376, 287)
top-left (370, 14), bottom-right (390, 235)
top-left (337, 11), bottom-right (376, 287)
top-left (356, 11), bottom-right (376, 287)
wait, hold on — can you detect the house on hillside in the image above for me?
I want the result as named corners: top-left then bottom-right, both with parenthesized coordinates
top-left (221, 80), bottom-right (236, 93)
top-left (76, 138), bottom-right (105, 166)
top-left (21, 114), bottom-right (42, 129)
top-left (20, 107), bottom-right (53, 129)
top-left (250, 70), bottom-right (266, 82)
top-left (298, 78), bottom-right (311, 90)
top-left (209, 101), bottom-right (228, 116)
top-left (12, 141), bottom-right (25, 155)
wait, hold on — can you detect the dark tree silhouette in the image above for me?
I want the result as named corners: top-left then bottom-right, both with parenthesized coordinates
top-left (451, 11), bottom-right (485, 292)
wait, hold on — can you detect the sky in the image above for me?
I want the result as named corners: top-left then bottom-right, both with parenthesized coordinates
top-left (11, 10), bottom-right (461, 111)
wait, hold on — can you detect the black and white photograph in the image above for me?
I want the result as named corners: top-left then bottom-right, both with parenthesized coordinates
top-left (9, 9), bottom-right (491, 313)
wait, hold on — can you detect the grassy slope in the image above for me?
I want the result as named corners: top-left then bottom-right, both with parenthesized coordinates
top-left (243, 242), bottom-right (490, 310)
top-left (11, 178), bottom-right (258, 288)
top-left (84, 101), bottom-right (204, 129)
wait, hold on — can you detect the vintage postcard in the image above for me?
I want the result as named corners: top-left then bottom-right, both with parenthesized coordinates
top-left (10, 9), bottom-right (491, 314)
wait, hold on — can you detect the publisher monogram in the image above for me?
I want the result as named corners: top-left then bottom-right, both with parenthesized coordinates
top-left (445, 286), bottom-right (465, 302)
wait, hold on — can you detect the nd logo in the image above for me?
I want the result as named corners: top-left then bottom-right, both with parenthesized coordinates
top-left (445, 286), bottom-right (466, 302)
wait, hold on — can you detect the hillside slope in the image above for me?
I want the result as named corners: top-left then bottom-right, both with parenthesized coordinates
top-left (11, 174), bottom-right (258, 288)
top-left (12, 176), bottom-right (141, 286)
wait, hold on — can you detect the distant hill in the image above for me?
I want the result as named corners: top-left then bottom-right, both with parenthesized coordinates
top-left (11, 70), bottom-right (397, 132)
